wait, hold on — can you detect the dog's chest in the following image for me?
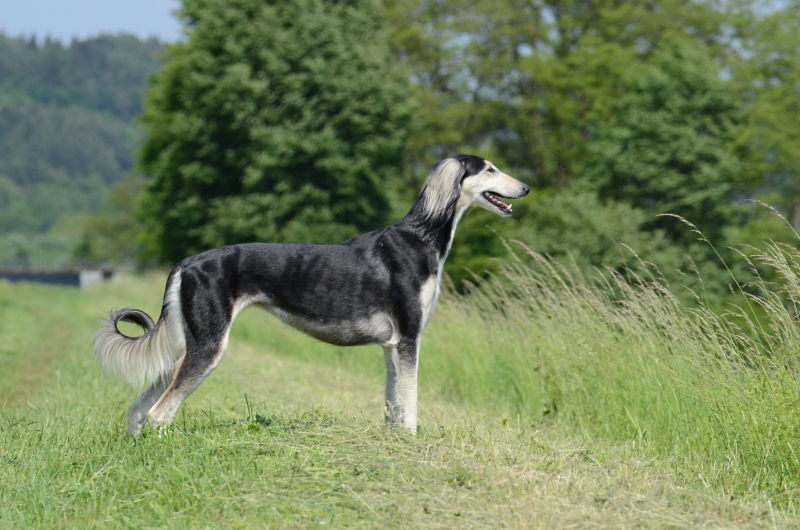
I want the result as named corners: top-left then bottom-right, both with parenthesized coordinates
top-left (418, 275), bottom-right (441, 331)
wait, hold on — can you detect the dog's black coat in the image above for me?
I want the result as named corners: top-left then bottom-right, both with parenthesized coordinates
top-left (98, 154), bottom-right (529, 434)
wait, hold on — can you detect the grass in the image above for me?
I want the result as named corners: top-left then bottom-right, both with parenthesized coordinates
top-left (1, 242), bottom-right (799, 527)
top-left (429, 245), bottom-right (800, 502)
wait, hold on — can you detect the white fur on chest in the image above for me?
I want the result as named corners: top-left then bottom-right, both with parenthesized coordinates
top-left (419, 275), bottom-right (441, 333)
top-left (416, 203), bottom-right (464, 333)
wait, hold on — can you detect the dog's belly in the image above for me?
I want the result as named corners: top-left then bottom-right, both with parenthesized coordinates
top-left (261, 304), bottom-right (394, 347)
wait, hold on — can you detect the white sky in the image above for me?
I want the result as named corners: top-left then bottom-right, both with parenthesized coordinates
top-left (0, 0), bottom-right (183, 43)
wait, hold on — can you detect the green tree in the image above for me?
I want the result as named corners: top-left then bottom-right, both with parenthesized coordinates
top-left (386, 0), bottom-right (734, 188)
top-left (138, 0), bottom-right (412, 263)
top-left (0, 104), bottom-right (137, 232)
top-left (733, 1), bottom-right (800, 228)
top-left (0, 33), bottom-right (162, 267)
top-left (578, 41), bottom-right (746, 245)
top-left (74, 174), bottom-right (148, 267)
top-left (386, 0), bottom-right (745, 289)
top-left (0, 33), bottom-right (162, 120)
top-left (444, 189), bottom-right (689, 292)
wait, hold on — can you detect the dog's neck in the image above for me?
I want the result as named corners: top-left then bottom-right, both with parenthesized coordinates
top-left (399, 190), bottom-right (470, 265)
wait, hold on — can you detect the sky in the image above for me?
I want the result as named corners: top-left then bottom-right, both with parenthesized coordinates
top-left (0, 0), bottom-right (183, 43)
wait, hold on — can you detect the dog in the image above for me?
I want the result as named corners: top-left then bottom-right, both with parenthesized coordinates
top-left (94, 154), bottom-right (529, 436)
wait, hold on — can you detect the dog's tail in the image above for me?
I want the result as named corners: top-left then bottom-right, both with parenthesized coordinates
top-left (93, 271), bottom-right (186, 386)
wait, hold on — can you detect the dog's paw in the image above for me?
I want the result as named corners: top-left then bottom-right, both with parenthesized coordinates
top-left (145, 421), bottom-right (171, 438)
top-left (403, 423), bottom-right (418, 434)
top-left (127, 411), bottom-right (147, 437)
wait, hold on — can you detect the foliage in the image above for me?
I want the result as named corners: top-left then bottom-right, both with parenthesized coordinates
top-left (578, 40), bottom-right (746, 245)
top-left (385, 0), bottom-right (767, 293)
top-left (386, 0), bottom-right (735, 187)
top-left (0, 33), bottom-right (162, 120)
top-left (3, 0), bottom-right (800, 298)
top-left (138, 0), bottom-right (412, 263)
top-left (73, 174), bottom-right (148, 267)
top-left (732, 0), bottom-right (800, 228)
top-left (0, 33), bottom-right (162, 267)
top-left (0, 105), bottom-right (136, 233)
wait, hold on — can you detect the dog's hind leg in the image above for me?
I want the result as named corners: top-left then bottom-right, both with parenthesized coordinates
top-left (145, 335), bottom-right (228, 433)
top-left (127, 371), bottom-right (173, 436)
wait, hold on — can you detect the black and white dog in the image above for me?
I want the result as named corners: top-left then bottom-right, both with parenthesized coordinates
top-left (95, 155), bottom-right (529, 436)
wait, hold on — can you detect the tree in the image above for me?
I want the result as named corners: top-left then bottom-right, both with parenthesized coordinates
top-left (445, 189), bottom-right (688, 291)
top-left (385, 0), bottom-right (745, 289)
top-left (74, 174), bottom-right (148, 267)
top-left (578, 40), bottom-right (746, 245)
top-left (0, 33), bottom-right (162, 267)
top-left (0, 33), bottom-right (162, 120)
top-left (0, 104), bottom-right (137, 232)
top-left (733, 1), bottom-right (800, 228)
top-left (386, 0), bottom-right (735, 189)
top-left (138, 0), bottom-right (412, 263)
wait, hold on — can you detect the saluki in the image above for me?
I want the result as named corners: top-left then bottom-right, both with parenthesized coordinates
top-left (94, 154), bottom-right (529, 436)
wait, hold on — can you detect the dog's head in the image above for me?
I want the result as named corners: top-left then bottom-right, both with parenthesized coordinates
top-left (452, 154), bottom-right (529, 217)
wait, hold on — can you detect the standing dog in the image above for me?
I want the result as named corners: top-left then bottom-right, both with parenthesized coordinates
top-left (95, 154), bottom-right (529, 436)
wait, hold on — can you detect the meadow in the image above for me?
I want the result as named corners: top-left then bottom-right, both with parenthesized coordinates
top-left (1, 242), bottom-right (798, 527)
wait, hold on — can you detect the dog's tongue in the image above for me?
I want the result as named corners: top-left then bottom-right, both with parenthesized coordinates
top-left (487, 194), bottom-right (511, 211)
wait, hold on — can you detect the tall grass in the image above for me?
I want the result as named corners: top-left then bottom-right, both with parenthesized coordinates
top-left (421, 240), bottom-right (800, 503)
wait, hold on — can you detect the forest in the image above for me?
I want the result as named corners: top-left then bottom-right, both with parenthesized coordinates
top-left (0, 33), bottom-right (162, 266)
top-left (1, 0), bottom-right (800, 298)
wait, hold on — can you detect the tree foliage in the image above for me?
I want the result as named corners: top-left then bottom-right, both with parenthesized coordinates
top-left (579, 41), bottom-right (745, 245)
top-left (386, 0), bottom-right (734, 186)
top-left (73, 174), bottom-right (148, 267)
top-left (733, 0), bottom-right (800, 228)
top-left (138, 0), bottom-right (412, 263)
top-left (386, 0), bottom-right (798, 289)
top-left (4, 0), bottom-right (800, 289)
top-left (0, 33), bottom-right (162, 120)
top-left (0, 33), bottom-right (162, 266)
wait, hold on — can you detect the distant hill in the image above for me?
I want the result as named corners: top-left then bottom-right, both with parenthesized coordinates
top-left (0, 33), bottom-right (164, 267)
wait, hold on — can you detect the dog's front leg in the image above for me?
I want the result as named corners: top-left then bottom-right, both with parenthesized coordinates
top-left (394, 339), bottom-right (419, 433)
top-left (383, 345), bottom-right (400, 423)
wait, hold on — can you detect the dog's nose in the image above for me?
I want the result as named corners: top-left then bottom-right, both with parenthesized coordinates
top-left (522, 184), bottom-right (530, 196)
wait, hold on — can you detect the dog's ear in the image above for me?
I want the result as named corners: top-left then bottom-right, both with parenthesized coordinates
top-left (459, 155), bottom-right (485, 179)
top-left (458, 159), bottom-right (468, 183)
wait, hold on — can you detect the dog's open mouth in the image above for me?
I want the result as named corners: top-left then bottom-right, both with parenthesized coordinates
top-left (483, 191), bottom-right (513, 214)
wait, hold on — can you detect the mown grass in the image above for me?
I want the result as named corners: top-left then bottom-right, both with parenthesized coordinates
top-left (1, 240), bottom-right (798, 526)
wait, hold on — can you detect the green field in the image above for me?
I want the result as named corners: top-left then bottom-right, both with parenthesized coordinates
top-left (1, 247), bottom-right (798, 527)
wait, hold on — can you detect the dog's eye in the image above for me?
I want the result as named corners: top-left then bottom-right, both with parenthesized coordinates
top-left (487, 167), bottom-right (496, 173)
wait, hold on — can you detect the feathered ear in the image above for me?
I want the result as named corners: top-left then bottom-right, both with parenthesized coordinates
top-left (415, 157), bottom-right (467, 220)
top-left (457, 162), bottom-right (467, 183)
top-left (458, 159), bottom-right (468, 182)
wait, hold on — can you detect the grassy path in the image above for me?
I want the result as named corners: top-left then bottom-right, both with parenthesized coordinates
top-left (0, 276), bottom-right (794, 527)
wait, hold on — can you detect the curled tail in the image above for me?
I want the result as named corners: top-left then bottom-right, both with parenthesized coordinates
top-left (94, 272), bottom-right (186, 386)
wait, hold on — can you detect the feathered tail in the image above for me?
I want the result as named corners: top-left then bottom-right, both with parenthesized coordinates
top-left (93, 272), bottom-right (186, 385)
